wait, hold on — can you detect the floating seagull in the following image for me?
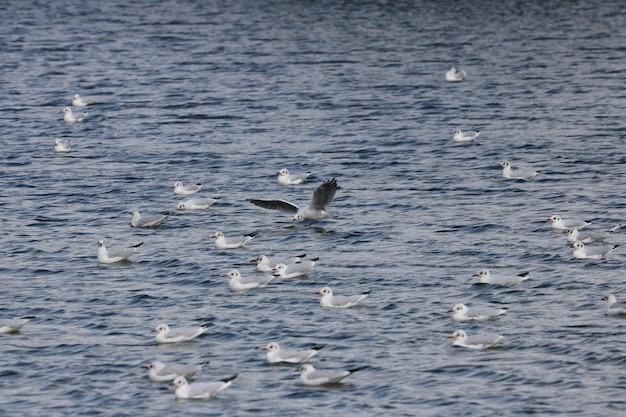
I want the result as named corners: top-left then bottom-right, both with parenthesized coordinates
top-left (176, 197), bottom-right (220, 210)
top-left (129, 211), bottom-right (170, 228)
top-left (172, 181), bottom-right (202, 196)
top-left (566, 225), bottom-right (621, 243)
top-left (261, 342), bottom-right (325, 364)
top-left (54, 139), bottom-right (71, 153)
top-left (277, 168), bottom-right (312, 185)
top-left (273, 258), bottom-right (319, 278)
top-left (316, 286), bottom-right (371, 308)
top-left (296, 364), bottom-right (366, 386)
top-left (570, 241), bottom-right (618, 260)
top-left (447, 330), bottom-right (503, 349)
top-left (547, 215), bottom-right (591, 231)
top-left (448, 303), bottom-right (507, 322)
top-left (0, 316), bottom-right (35, 334)
top-left (97, 240), bottom-right (142, 264)
top-left (473, 269), bottom-right (530, 287)
top-left (152, 323), bottom-right (212, 344)
top-left (61, 107), bottom-right (88, 123)
top-left (499, 160), bottom-right (539, 180)
top-left (170, 375), bottom-right (237, 399)
top-left (250, 177), bottom-right (338, 221)
top-left (223, 269), bottom-right (276, 292)
top-left (250, 253), bottom-right (306, 272)
top-left (212, 231), bottom-right (257, 249)
top-left (602, 294), bottom-right (626, 316)
top-left (445, 67), bottom-right (466, 82)
top-left (72, 94), bottom-right (95, 107)
top-left (451, 129), bottom-right (480, 143)
top-left (143, 360), bottom-right (209, 382)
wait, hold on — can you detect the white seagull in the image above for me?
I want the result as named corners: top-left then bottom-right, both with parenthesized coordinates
top-left (223, 269), bottom-right (276, 292)
top-left (0, 316), bottom-right (35, 334)
top-left (499, 160), bottom-right (539, 180)
top-left (54, 139), bottom-right (71, 153)
top-left (261, 342), bottom-right (325, 364)
top-left (447, 330), bottom-right (503, 349)
top-left (570, 241), bottom-right (618, 260)
top-left (296, 364), bottom-right (366, 386)
top-left (448, 303), bottom-right (507, 322)
top-left (473, 269), bottom-right (530, 287)
top-left (61, 107), bottom-right (88, 123)
top-left (445, 67), bottom-right (466, 82)
top-left (170, 375), bottom-right (237, 399)
top-left (152, 323), bottom-right (212, 344)
top-left (212, 231), bottom-right (257, 249)
top-left (129, 210), bottom-right (170, 228)
top-left (249, 177), bottom-right (338, 221)
top-left (72, 94), bottom-right (95, 107)
top-left (566, 225), bottom-right (621, 243)
top-left (602, 294), bottom-right (626, 316)
top-left (273, 258), bottom-right (319, 278)
top-left (250, 253), bottom-right (306, 272)
top-left (172, 181), bottom-right (202, 196)
top-left (547, 215), bottom-right (591, 231)
top-left (143, 360), bottom-right (209, 382)
top-left (277, 168), bottom-right (312, 185)
top-left (451, 129), bottom-right (480, 143)
top-left (97, 240), bottom-right (142, 264)
top-left (176, 197), bottom-right (220, 210)
top-left (316, 286), bottom-right (371, 308)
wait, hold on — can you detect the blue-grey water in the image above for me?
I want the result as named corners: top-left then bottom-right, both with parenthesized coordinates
top-left (2, 0), bottom-right (626, 416)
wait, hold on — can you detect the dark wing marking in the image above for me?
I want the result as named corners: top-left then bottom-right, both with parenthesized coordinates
top-left (249, 199), bottom-right (299, 214)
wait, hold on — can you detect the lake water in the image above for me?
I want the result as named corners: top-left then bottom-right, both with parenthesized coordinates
top-left (1, 1), bottom-right (626, 416)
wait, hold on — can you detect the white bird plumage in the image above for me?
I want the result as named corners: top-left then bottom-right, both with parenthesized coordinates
top-left (296, 364), bottom-right (366, 386)
top-left (273, 258), bottom-right (319, 278)
top-left (499, 160), bottom-right (539, 180)
top-left (445, 67), bottom-right (466, 82)
top-left (170, 374), bottom-right (237, 399)
top-left (176, 197), bottom-right (220, 210)
top-left (72, 94), bottom-right (95, 107)
top-left (223, 269), bottom-right (276, 292)
top-left (152, 323), bottom-right (212, 344)
top-left (602, 294), bottom-right (626, 316)
top-left (172, 181), bottom-right (202, 195)
top-left (447, 329), bottom-right (503, 349)
top-left (570, 241), bottom-right (618, 260)
top-left (61, 107), bottom-right (88, 123)
top-left (143, 360), bottom-right (209, 382)
top-left (566, 225), bottom-right (621, 243)
top-left (0, 316), bottom-right (35, 334)
top-left (451, 129), bottom-right (480, 143)
top-left (250, 177), bottom-right (338, 221)
top-left (316, 286), bottom-right (371, 308)
top-left (261, 342), bottom-right (325, 364)
top-left (277, 168), bottom-right (312, 185)
top-left (448, 303), bottom-right (507, 322)
top-left (212, 231), bottom-right (257, 249)
top-left (54, 139), bottom-right (71, 153)
top-left (97, 239), bottom-right (142, 264)
top-left (251, 253), bottom-right (306, 272)
top-left (548, 215), bottom-right (591, 231)
top-left (473, 269), bottom-right (529, 287)
top-left (129, 210), bottom-right (170, 228)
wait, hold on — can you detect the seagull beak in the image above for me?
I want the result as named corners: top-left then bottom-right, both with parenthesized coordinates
top-left (446, 335), bottom-right (455, 339)
top-left (150, 329), bottom-right (158, 333)
top-left (447, 309), bottom-right (454, 313)
top-left (141, 365), bottom-right (150, 368)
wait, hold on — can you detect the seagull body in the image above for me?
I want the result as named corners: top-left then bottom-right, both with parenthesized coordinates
top-left (152, 323), bottom-right (211, 344)
top-left (296, 364), bottom-right (365, 386)
top-left (97, 240), bottom-right (142, 264)
top-left (566, 225), bottom-right (621, 243)
top-left (316, 286), bottom-right (371, 308)
top-left (277, 168), bottom-right (312, 185)
top-left (448, 303), bottom-right (507, 322)
top-left (0, 316), bottom-right (35, 333)
top-left (448, 330), bottom-right (503, 349)
top-left (212, 231), bottom-right (257, 249)
top-left (570, 241), bottom-right (618, 260)
top-left (548, 215), bottom-right (591, 231)
top-left (451, 129), bottom-right (480, 143)
top-left (445, 67), bottom-right (466, 82)
top-left (72, 94), bottom-right (95, 107)
top-left (273, 258), bottom-right (319, 278)
top-left (61, 107), bottom-right (88, 123)
top-left (129, 211), bottom-right (169, 228)
top-left (170, 375), bottom-right (237, 399)
top-left (251, 253), bottom-right (306, 272)
top-left (602, 294), bottom-right (626, 316)
top-left (54, 139), bottom-right (71, 153)
top-left (262, 342), bottom-right (324, 364)
top-left (499, 161), bottom-right (539, 180)
top-left (172, 182), bottom-right (202, 195)
top-left (473, 269), bottom-right (529, 287)
top-left (176, 197), bottom-right (220, 210)
top-left (223, 269), bottom-right (276, 292)
top-left (250, 177), bottom-right (338, 221)
top-left (143, 360), bottom-right (209, 382)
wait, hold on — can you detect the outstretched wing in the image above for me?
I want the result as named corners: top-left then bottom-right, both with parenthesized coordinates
top-left (249, 199), bottom-right (299, 214)
top-left (309, 178), bottom-right (337, 210)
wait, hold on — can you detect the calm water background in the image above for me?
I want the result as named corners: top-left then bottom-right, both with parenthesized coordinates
top-left (1, 0), bottom-right (626, 416)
